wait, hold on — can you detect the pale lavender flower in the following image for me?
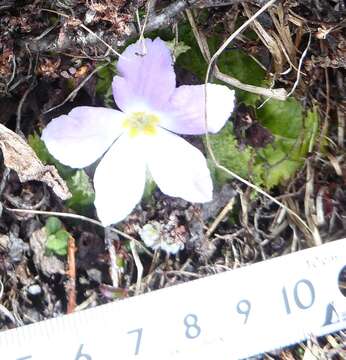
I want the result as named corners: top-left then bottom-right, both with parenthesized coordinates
top-left (42, 38), bottom-right (235, 226)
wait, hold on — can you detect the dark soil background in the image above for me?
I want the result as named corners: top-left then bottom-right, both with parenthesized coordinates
top-left (0, 0), bottom-right (346, 358)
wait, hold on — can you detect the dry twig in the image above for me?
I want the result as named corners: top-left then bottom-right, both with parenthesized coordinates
top-left (4, 207), bottom-right (151, 255)
top-left (16, 82), bottom-right (35, 134)
top-left (66, 235), bottom-right (77, 313)
top-left (105, 228), bottom-right (120, 288)
top-left (43, 62), bottom-right (109, 114)
top-left (206, 196), bottom-right (236, 238)
top-left (129, 239), bottom-right (143, 296)
top-left (40, 8), bottom-right (123, 57)
top-left (186, 9), bottom-right (287, 100)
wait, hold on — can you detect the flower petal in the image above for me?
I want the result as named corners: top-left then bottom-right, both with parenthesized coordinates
top-left (161, 84), bottom-right (235, 135)
top-left (146, 128), bottom-right (213, 203)
top-left (93, 135), bottom-right (146, 226)
top-left (42, 106), bottom-right (124, 168)
top-left (112, 38), bottom-right (176, 112)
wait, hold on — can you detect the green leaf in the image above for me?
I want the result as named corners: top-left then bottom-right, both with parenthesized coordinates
top-left (46, 229), bottom-right (69, 256)
top-left (207, 123), bottom-right (263, 187)
top-left (28, 132), bottom-right (52, 164)
top-left (207, 104), bottom-right (318, 189)
top-left (165, 40), bottom-right (191, 60)
top-left (116, 256), bottom-right (125, 268)
top-left (257, 98), bottom-right (303, 139)
top-left (258, 142), bottom-right (302, 189)
top-left (45, 216), bottom-right (62, 235)
top-left (256, 100), bottom-right (319, 188)
top-left (142, 174), bottom-right (157, 203)
top-left (95, 61), bottom-right (118, 108)
top-left (66, 170), bottom-right (95, 209)
top-left (96, 61), bottom-right (116, 96)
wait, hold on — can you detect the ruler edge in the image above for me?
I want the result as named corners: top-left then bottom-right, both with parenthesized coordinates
top-left (1, 238), bottom-right (346, 357)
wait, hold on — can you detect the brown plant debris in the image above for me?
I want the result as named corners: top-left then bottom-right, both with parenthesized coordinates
top-left (0, 124), bottom-right (71, 200)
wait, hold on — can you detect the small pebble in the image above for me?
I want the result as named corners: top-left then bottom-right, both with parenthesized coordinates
top-left (27, 284), bottom-right (42, 296)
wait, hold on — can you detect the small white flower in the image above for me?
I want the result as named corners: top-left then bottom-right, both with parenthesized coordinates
top-left (139, 222), bottom-right (161, 251)
top-left (42, 38), bottom-right (235, 226)
top-left (139, 222), bottom-right (184, 255)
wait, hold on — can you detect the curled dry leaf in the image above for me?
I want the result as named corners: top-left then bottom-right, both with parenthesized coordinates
top-left (29, 227), bottom-right (65, 276)
top-left (0, 124), bottom-right (71, 200)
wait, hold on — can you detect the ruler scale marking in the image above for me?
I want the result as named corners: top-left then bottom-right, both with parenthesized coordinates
top-left (1, 239), bottom-right (346, 359)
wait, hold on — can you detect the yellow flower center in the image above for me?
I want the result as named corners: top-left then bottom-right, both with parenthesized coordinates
top-left (122, 112), bottom-right (160, 137)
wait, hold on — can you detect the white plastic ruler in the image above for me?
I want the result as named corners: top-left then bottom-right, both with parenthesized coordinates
top-left (1, 239), bottom-right (346, 360)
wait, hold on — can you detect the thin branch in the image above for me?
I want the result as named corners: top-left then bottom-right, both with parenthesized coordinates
top-left (105, 227), bottom-right (120, 288)
top-left (186, 9), bottom-right (287, 100)
top-left (43, 62), bottom-right (108, 114)
top-left (16, 83), bottom-right (36, 133)
top-left (4, 206), bottom-right (152, 255)
top-left (6, 55), bottom-right (16, 90)
top-left (286, 31), bottom-right (311, 98)
top-left (205, 0), bottom-right (279, 85)
top-left (21, 1), bottom-right (272, 54)
top-left (66, 235), bottom-right (77, 313)
top-left (141, 0), bottom-right (197, 33)
top-left (40, 9), bottom-right (123, 58)
top-left (142, 0), bottom-right (276, 32)
top-left (206, 196), bottom-right (236, 238)
top-left (129, 240), bottom-right (143, 296)
top-left (214, 69), bottom-right (287, 100)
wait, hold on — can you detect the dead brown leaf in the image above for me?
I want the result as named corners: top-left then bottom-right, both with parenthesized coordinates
top-left (0, 124), bottom-right (71, 200)
top-left (29, 227), bottom-right (65, 276)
